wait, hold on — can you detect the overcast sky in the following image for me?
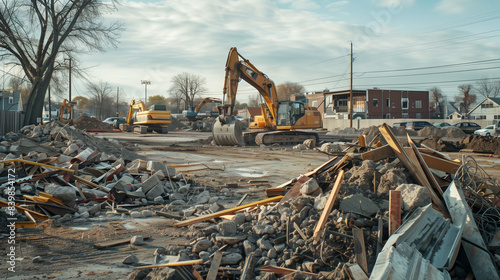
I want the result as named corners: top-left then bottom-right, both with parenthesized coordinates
top-left (75, 0), bottom-right (500, 103)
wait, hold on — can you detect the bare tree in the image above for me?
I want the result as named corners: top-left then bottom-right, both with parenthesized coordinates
top-left (0, 0), bottom-right (122, 125)
top-left (475, 77), bottom-right (500, 98)
top-left (168, 73), bottom-right (207, 110)
top-left (167, 89), bottom-right (184, 113)
top-left (429, 87), bottom-right (444, 114)
top-left (86, 81), bottom-right (113, 120)
top-left (455, 84), bottom-right (476, 118)
top-left (276, 82), bottom-right (305, 101)
top-left (248, 94), bottom-right (260, 107)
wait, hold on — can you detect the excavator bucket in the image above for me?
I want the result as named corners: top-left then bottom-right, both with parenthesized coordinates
top-left (212, 116), bottom-right (244, 146)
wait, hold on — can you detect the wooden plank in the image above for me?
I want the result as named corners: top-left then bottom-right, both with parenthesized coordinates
top-left (94, 236), bottom-right (150, 249)
top-left (346, 264), bottom-right (369, 280)
top-left (206, 251), bottom-right (223, 280)
top-left (377, 218), bottom-right (383, 255)
top-left (72, 174), bottom-right (109, 192)
top-left (389, 190), bottom-right (401, 236)
top-left (259, 265), bottom-right (318, 277)
top-left (237, 193), bottom-right (249, 206)
top-left (408, 148), bottom-right (461, 174)
top-left (358, 135), bottom-right (367, 147)
top-left (174, 196), bottom-right (283, 227)
top-left (353, 228), bottom-right (368, 276)
top-left (279, 175), bottom-right (309, 204)
top-left (0, 200), bottom-right (49, 221)
top-left (38, 192), bottom-right (65, 206)
top-left (191, 267), bottom-right (204, 280)
top-left (293, 222), bottom-right (308, 240)
top-left (241, 252), bottom-right (256, 280)
top-left (74, 181), bottom-right (87, 200)
top-left (379, 124), bottom-right (448, 216)
top-left (361, 145), bottom-right (394, 161)
top-left (136, 259), bottom-right (204, 270)
top-left (407, 137), bottom-right (443, 195)
top-left (313, 169), bottom-right (345, 244)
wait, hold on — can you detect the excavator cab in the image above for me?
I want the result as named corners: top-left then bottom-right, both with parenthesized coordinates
top-left (276, 101), bottom-right (305, 127)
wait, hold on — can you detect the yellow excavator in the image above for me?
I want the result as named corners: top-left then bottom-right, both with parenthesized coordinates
top-left (120, 100), bottom-right (171, 134)
top-left (185, 97), bottom-right (222, 121)
top-left (213, 47), bottom-right (322, 146)
top-left (59, 99), bottom-right (76, 123)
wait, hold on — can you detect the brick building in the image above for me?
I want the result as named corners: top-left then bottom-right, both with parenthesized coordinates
top-left (305, 88), bottom-right (430, 119)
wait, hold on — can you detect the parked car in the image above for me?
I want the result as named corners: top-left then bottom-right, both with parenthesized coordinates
top-left (103, 117), bottom-right (126, 127)
top-left (452, 122), bottom-right (481, 134)
top-left (433, 122), bottom-right (451, 128)
top-left (474, 125), bottom-right (499, 136)
top-left (404, 121), bottom-right (433, 131)
top-left (392, 122), bottom-right (407, 128)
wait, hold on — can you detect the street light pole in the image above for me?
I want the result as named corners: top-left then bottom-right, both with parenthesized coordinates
top-left (141, 80), bottom-right (150, 104)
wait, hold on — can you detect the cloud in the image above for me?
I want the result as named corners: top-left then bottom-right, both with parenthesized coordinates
top-left (75, 0), bottom-right (500, 102)
top-left (435, 0), bottom-right (470, 14)
top-left (373, 0), bottom-right (414, 8)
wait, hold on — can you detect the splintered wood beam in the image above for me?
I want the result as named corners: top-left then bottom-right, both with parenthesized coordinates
top-left (206, 251), bottom-right (223, 280)
top-left (361, 145), bottom-right (394, 161)
top-left (407, 137), bottom-right (443, 195)
top-left (379, 124), bottom-right (448, 216)
top-left (353, 228), bottom-right (369, 276)
top-left (259, 266), bottom-right (318, 277)
top-left (94, 236), bottom-right (151, 250)
top-left (279, 175), bottom-right (310, 204)
top-left (389, 190), bottom-right (401, 236)
top-left (174, 196), bottom-right (283, 227)
top-left (0, 200), bottom-right (49, 221)
top-left (135, 259), bottom-right (204, 270)
top-left (358, 135), bottom-right (367, 147)
top-left (403, 147), bottom-right (461, 174)
top-left (313, 169), bottom-right (345, 245)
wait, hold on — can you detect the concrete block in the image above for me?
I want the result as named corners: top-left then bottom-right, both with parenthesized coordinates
top-left (146, 184), bottom-right (164, 201)
top-left (130, 236), bottom-right (144, 245)
top-left (396, 183), bottom-right (431, 212)
top-left (141, 174), bottom-right (160, 193)
top-left (340, 194), bottom-right (380, 216)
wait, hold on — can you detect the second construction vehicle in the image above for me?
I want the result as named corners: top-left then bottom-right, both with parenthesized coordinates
top-left (213, 47), bottom-right (322, 146)
top-left (120, 100), bottom-right (171, 134)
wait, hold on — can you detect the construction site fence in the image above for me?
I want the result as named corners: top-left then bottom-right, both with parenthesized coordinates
top-left (323, 117), bottom-right (494, 131)
top-left (0, 110), bottom-right (24, 135)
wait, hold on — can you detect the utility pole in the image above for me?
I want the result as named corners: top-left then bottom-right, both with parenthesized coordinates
top-left (141, 80), bottom-right (150, 104)
top-left (116, 87), bottom-right (119, 117)
top-left (65, 57), bottom-right (72, 101)
top-left (349, 42), bottom-right (353, 128)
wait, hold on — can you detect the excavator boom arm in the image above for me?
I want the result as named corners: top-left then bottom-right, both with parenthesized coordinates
top-left (222, 47), bottom-right (279, 125)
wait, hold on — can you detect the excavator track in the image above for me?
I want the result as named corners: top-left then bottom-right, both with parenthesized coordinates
top-left (254, 131), bottom-right (319, 146)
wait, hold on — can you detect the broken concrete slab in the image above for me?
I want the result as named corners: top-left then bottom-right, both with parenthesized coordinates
top-left (395, 183), bottom-right (431, 212)
top-left (340, 194), bottom-right (380, 216)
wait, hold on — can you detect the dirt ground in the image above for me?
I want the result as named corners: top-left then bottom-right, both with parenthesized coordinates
top-left (2, 130), bottom-right (500, 280)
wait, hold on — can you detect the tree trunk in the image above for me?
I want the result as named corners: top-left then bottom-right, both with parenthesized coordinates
top-left (24, 77), bottom-right (50, 125)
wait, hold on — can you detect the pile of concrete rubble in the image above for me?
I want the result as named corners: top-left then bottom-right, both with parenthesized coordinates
top-left (1, 122), bottom-right (499, 280)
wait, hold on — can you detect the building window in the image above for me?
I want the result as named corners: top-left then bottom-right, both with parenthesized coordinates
top-left (415, 100), bottom-right (422, 109)
top-left (373, 98), bottom-right (378, 107)
top-left (386, 113), bottom-right (390, 119)
top-left (402, 113), bottom-right (408, 119)
top-left (476, 115), bottom-right (486, 120)
top-left (8, 97), bottom-right (13, 104)
top-left (481, 103), bottom-right (493, 109)
top-left (416, 113), bottom-right (422, 119)
top-left (386, 98), bottom-right (390, 107)
top-left (494, 115), bottom-right (500, 120)
top-left (338, 100), bottom-right (347, 107)
top-left (401, 98), bottom-right (408, 109)
top-left (312, 101), bottom-right (318, 107)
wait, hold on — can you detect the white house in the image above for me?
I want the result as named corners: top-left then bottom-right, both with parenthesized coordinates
top-left (468, 97), bottom-right (500, 124)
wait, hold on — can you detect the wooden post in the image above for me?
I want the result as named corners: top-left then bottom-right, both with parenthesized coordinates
top-left (389, 190), bottom-right (401, 235)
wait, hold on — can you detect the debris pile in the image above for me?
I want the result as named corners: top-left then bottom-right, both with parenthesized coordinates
top-left (459, 134), bottom-right (500, 155)
top-left (73, 115), bottom-right (115, 131)
top-left (126, 124), bottom-right (500, 279)
top-left (1, 123), bottom-right (499, 280)
top-left (0, 121), bottom-right (137, 160)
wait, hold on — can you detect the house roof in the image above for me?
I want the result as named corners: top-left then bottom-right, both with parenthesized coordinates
top-left (468, 97), bottom-right (500, 114)
top-left (246, 107), bottom-right (261, 117)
